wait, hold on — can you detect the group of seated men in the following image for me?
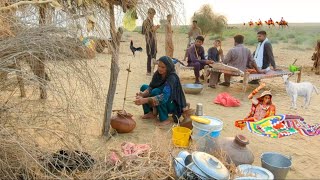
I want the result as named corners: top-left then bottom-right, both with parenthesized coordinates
top-left (185, 31), bottom-right (277, 88)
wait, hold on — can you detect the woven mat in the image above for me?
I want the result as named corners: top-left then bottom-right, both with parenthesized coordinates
top-left (209, 63), bottom-right (244, 75)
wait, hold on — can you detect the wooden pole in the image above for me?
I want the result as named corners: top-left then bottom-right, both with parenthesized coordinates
top-left (242, 72), bottom-right (250, 98)
top-left (37, 5), bottom-right (48, 99)
top-left (122, 63), bottom-right (131, 111)
top-left (297, 68), bottom-right (302, 83)
top-left (102, 4), bottom-right (123, 137)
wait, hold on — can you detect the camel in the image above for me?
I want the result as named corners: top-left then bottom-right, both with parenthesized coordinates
top-left (255, 21), bottom-right (262, 26)
top-left (265, 20), bottom-right (275, 28)
top-left (248, 21), bottom-right (254, 27)
top-left (255, 19), bottom-right (263, 27)
top-left (276, 21), bottom-right (289, 28)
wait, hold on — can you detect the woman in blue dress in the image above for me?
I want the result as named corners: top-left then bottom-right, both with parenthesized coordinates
top-left (134, 56), bottom-right (189, 126)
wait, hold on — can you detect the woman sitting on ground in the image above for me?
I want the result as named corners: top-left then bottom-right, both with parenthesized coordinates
top-left (134, 56), bottom-right (191, 126)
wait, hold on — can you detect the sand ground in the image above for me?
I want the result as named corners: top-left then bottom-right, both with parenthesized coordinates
top-left (88, 31), bottom-right (320, 179)
top-left (3, 30), bottom-right (319, 179)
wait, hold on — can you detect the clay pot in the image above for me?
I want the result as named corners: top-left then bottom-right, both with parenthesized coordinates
top-left (179, 108), bottom-right (195, 130)
top-left (110, 111), bottom-right (136, 133)
top-left (215, 134), bottom-right (254, 166)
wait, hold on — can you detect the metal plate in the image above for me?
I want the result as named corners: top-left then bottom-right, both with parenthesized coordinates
top-left (236, 164), bottom-right (274, 180)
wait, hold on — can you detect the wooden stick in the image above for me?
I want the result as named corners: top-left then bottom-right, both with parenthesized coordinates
top-left (297, 68), bottom-right (302, 83)
top-left (292, 58), bottom-right (298, 65)
top-left (122, 63), bottom-right (131, 111)
top-left (247, 82), bottom-right (266, 99)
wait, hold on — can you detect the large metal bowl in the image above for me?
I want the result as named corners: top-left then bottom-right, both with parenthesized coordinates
top-left (182, 84), bottom-right (204, 94)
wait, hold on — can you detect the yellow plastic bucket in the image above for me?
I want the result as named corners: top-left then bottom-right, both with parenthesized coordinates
top-left (172, 126), bottom-right (192, 147)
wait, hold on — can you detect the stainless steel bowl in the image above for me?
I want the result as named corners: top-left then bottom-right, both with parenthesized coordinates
top-left (182, 84), bottom-right (204, 94)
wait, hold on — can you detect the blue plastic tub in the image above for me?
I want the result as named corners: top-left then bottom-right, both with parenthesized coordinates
top-left (192, 116), bottom-right (223, 138)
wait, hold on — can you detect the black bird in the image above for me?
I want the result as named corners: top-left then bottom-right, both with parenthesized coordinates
top-left (130, 40), bottom-right (143, 56)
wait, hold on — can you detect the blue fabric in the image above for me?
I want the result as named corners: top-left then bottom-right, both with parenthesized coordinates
top-left (172, 58), bottom-right (178, 64)
top-left (207, 47), bottom-right (220, 62)
top-left (148, 56), bottom-right (187, 121)
top-left (140, 84), bottom-right (176, 121)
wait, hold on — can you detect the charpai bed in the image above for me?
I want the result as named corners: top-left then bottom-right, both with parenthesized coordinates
top-left (207, 63), bottom-right (302, 93)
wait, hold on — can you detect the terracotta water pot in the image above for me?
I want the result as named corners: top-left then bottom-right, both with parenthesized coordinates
top-left (215, 134), bottom-right (254, 166)
top-left (110, 110), bottom-right (136, 133)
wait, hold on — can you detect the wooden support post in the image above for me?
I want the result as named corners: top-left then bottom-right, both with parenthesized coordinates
top-left (102, 4), bottom-right (123, 137)
top-left (242, 72), bottom-right (250, 96)
top-left (297, 68), bottom-right (302, 83)
top-left (15, 62), bottom-right (26, 97)
top-left (203, 65), bottom-right (209, 84)
top-left (242, 72), bottom-right (250, 92)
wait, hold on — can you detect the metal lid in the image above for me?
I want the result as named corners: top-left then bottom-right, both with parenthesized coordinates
top-left (192, 151), bottom-right (229, 179)
top-left (192, 116), bottom-right (223, 131)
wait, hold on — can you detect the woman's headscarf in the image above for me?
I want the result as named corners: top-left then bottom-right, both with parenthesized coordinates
top-left (149, 56), bottom-right (187, 121)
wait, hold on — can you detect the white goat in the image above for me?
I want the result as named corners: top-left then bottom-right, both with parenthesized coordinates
top-left (282, 75), bottom-right (319, 109)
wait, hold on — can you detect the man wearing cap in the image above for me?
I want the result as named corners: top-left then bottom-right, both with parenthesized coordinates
top-left (142, 8), bottom-right (160, 76)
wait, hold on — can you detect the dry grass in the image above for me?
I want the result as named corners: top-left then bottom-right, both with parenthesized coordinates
top-left (0, 0), bottom-right (190, 179)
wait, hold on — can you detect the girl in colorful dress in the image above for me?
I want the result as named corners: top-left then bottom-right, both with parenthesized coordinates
top-left (235, 83), bottom-right (276, 129)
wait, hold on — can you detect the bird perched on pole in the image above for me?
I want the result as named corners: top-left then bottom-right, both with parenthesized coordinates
top-left (130, 40), bottom-right (142, 56)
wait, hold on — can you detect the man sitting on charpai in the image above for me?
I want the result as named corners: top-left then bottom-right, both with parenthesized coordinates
top-left (208, 34), bottom-right (264, 88)
top-left (186, 35), bottom-right (214, 84)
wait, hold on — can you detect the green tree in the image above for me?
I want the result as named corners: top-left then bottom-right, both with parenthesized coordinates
top-left (192, 4), bottom-right (227, 37)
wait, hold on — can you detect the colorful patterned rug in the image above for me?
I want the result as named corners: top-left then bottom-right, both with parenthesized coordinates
top-left (246, 115), bottom-right (320, 138)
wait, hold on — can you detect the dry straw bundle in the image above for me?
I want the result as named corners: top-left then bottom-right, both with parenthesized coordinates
top-left (0, 0), bottom-right (186, 179)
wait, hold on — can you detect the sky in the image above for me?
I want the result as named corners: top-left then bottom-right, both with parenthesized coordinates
top-left (183, 0), bottom-right (320, 24)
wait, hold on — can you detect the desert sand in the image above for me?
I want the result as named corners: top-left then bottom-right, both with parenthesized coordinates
top-left (3, 29), bottom-right (319, 179)
top-left (87, 30), bottom-right (320, 179)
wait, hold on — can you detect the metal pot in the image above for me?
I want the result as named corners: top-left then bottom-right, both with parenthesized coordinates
top-left (173, 157), bottom-right (186, 178)
top-left (186, 162), bottom-right (211, 179)
top-left (182, 84), bottom-right (204, 94)
top-left (177, 150), bottom-right (191, 162)
top-left (186, 151), bottom-right (230, 180)
top-left (261, 152), bottom-right (292, 180)
top-left (236, 164), bottom-right (274, 180)
top-left (173, 151), bottom-right (191, 178)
